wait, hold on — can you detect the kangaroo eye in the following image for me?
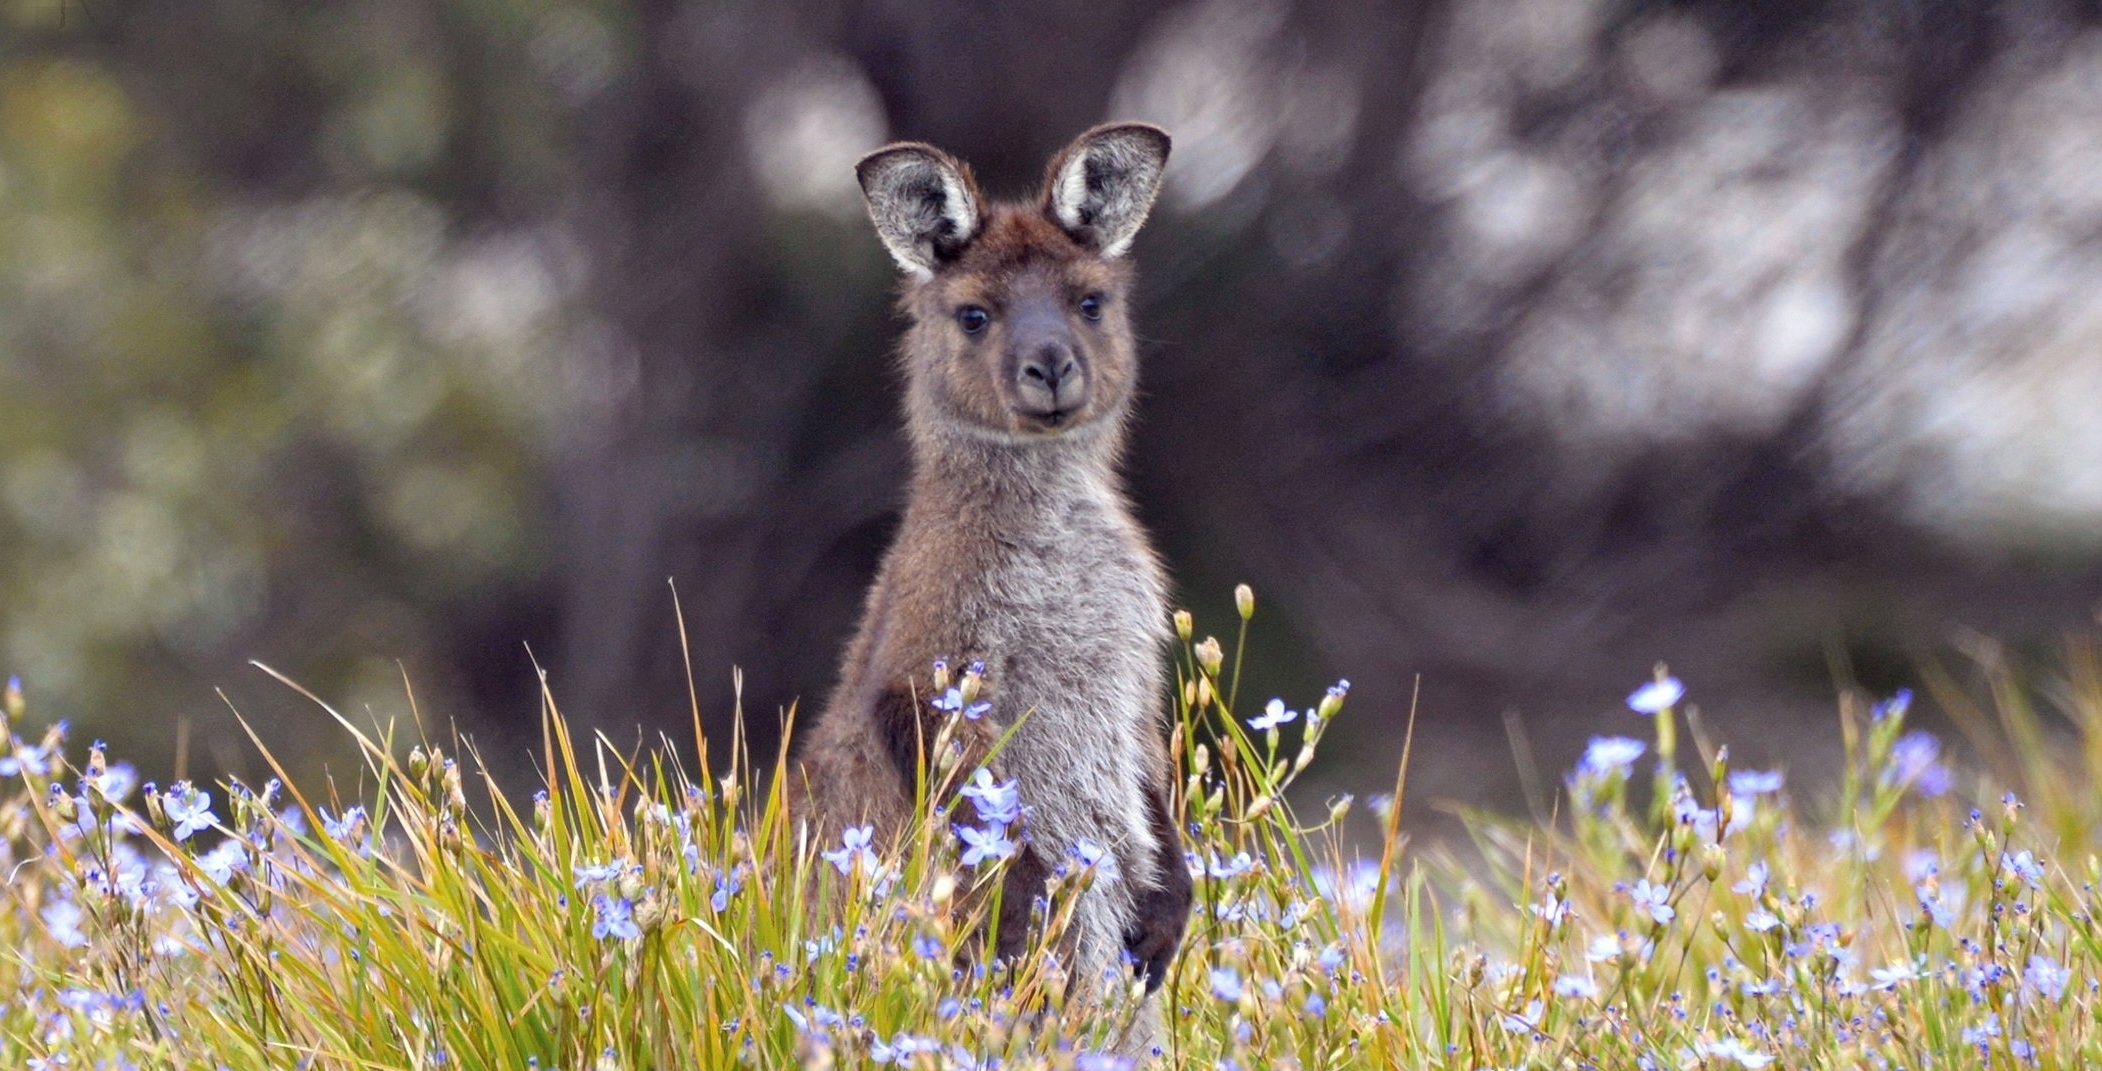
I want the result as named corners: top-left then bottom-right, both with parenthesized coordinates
top-left (1078, 295), bottom-right (1104, 321)
top-left (957, 306), bottom-right (990, 334)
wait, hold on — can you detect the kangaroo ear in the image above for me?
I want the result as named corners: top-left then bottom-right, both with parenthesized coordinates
top-left (857, 144), bottom-right (981, 279)
top-left (1042, 123), bottom-right (1171, 258)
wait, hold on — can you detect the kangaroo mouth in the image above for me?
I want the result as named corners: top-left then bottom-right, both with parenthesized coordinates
top-left (1014, 406), bottom-right (1079, 434)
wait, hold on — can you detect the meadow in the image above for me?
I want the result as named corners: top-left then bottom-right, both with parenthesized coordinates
top-left (3, 589), bottom-right (2098, 1069)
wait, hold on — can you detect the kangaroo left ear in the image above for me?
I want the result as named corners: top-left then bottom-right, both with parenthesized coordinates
top-left (1042, 123), bottom-right (1171, 258)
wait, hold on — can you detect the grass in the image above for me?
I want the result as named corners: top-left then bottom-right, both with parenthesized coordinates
top-left (3, 590), bottom-right (2101, 1069)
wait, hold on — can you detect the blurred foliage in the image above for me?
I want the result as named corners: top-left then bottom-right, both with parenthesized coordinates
top-left (1, 0), bottom-right (2100, 812)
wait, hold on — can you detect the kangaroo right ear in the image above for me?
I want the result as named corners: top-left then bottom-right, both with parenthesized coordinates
top-left (856, 144), bottom-right (982, 279)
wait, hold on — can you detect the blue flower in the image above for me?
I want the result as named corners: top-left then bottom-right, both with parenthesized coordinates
top-left (1580, 736), bottom-right (1646, 775)
top-left (161, 782), bottom-right (217, 841)
top-left (2025, 954), bottom-right (2068, 1001)
top-left (958, 769), bottom-right (1022, 826)
top-left (1068, 838), bottom-right (1107, 869)
top-left (1208, 966), bottom-right (1242, 1002)
top-left (711, 868), bottom-right (745, 912)
top-left (1248, 699), bottom-right (1297, 731)
top-left (592, 896), bottom-right (640, 941)
top-left (1882, 731), bottom-right (1943, 790)
top-left (1627, 677), bottom-right (1685, 714)
top-left (1695, 1037), bottom-right (1773, 1068)
top-left (1727, 769), bottom-right (1784, 795)
top-left (1733, 861), bottom-right (1769, 898)
top-left (931, 688), bottom-right (991, 720)
top-left (822, 825), bottom-right (879, 876)
top-left (1870, 688), bottom-right (1913, 722)
top-left (573, 860), bottom-right (624, 888)
top-left (1627, 879), bottom-right (1675, 924)
top-left (0, 740), bottom-right (52, 778)
top-left (2001, 849), bottom-right (2044, 889)
top-left (41, 898), bottom-right (87, 948)
top-left (320, 806), bottom-right (370, 854)
top-left (954, 823), bottom-right (1016, 867)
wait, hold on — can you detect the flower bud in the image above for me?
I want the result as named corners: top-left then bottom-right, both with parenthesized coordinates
top-left (407, 746), bottom-right (430, 782)
top-left (50, 784), bottom-right (79, 823)
top-left (1700, 843), bottom-right (1725, 882)
top-left (931, 872), bottom-right (956, 905)
top-left (931, 659), bottom-right (950, 692)
top-left (1710, 745), bottom-right (1729, 792)
top-left (1328, 793), bottom-right (1353, 821)
top-left (1193, 675), bottom-right (1214, 711)
top-left (1234, 584), bottom-right (1255, 620)
top-left (1195, 637), bottom-right (1224, 676)
top-left (3, 675), bottom-right (21, 722)
top-left (1173, 609), bottom-right (1193, 642)
top-left (1317, 680), bottom-right (1350, 722)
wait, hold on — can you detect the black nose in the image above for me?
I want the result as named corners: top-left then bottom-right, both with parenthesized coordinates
top-left (1019, 348), bottom-right (1078, 393)
top-left (1016, 344), bottom-right (1086, 416)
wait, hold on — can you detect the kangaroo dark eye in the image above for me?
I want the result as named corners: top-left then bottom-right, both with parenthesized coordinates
top-left (1078, 295), bottom-right (1104, 321)
top-left (957, 306), bottom-right (990, 334)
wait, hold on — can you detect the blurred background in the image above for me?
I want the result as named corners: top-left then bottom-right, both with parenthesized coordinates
top-left (4, 0), bottom-right (2101, 824)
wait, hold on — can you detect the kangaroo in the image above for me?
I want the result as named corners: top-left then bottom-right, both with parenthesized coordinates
top-left (795, 123), bottom-right (1191, 1009)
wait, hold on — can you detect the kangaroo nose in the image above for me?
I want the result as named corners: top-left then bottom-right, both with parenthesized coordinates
top-left (1019, 348), bottom-right (1078, 393)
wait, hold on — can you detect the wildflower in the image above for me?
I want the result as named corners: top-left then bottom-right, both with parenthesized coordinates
top-left (1208, 966), bottom-right (1242, 1002)
top-left (710, 868), bottom-right (745, 912)
top-left (41, 899), bottom-right (88, 949)
top-left (1302, 991), bottom-right (1327, 1018)
top-left (574, 860), bottom-right (625, 888)
top-left (1584, 933), bottom-right (1623, 963)
top-left (1628, 880), bottom-right (1674, 924)
top-left (1727, 769), bottom-right (1783, 795)
top-left (1882, 731), bottom-right (1942, 789)
top-left (1248, 699), bottom-right (1297, 732)
top-left (958, 769), bottom-right (1023, 826)
top-left (197, 839), bottom-right (248, 884)
top-left (320, 806), bottom-right (369, 851)
top-left (161, 782), bottom-right (217, 841)
top-left (1499, 999), bottom-right (1543, 1033)
top-left (1580, 736), bottom-right (1646, 775)
top-left (1870, 688), bottom-right (1912, 721)
top-left (1962, 1013), bottom-right (2000, 1049)
top-left (822, 825), bottom-right (879, 876)
top-left (954, 824), bottom-right (1016, 867)
top-left (592, 896), bottom-right (640, 941)
top-left (0, 740), bottom-right (52, 778)
top-left (1554, 973), bottom-right (1599, 999)
top-left (872, 1033), bottom-right (937, 1064)
top-left (930, 687), bottom-right (991, 720)
top-left (1206, 851), bottom-right (1256, 881)
top-left (1733, 861), bottom-right (1769, 898)
top-left (1870, 961), bottom-right (1918, 989)
top-left (2024, 954), bottom-right (2068, 1001)
top-left (1068, 838), bottom-right (1106, 869)
top-left (1311, 859), bottom-right (1382, 910)
top-left (1077, 1055), bottom-right (1136, 1071)
top-left (2001, 850), bottom-right (2044, 889)
top-left (1695, 1037), bottom-right (1774, 1068)
top-left (1627, 676), bottom-right (1685, 714)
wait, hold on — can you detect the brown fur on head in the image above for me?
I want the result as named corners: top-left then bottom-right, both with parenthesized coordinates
top-left (856, 124), bottom-right (1171, 441)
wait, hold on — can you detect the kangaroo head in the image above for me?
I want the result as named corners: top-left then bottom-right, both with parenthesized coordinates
top-left (857, 124), bottom-right (1170, 439)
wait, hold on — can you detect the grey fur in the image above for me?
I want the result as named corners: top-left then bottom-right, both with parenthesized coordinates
top-left (802, 127), bottom-right (1184, 1035)
top-left (857, 145), bottom-right (981, 278)
top-left (1045, 124), bottom-right (1170, 258)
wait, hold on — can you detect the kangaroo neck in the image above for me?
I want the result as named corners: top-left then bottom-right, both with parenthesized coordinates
top-left (905, 420), bottom-right (1126, 534)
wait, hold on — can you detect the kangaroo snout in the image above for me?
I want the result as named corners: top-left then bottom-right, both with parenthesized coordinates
top-left (1015, 342), bottom-right (1085, 419)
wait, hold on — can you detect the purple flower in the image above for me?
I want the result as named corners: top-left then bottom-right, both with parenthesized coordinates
top-left (573, 860), bottom-right (624, 888)
top-left (1696, 1037), bottom-right (1774, 1068)
top-left (1628, 879), bottom-right (1675, 924)
top-left (954, 823), bottom-right (1016, 867)
top-left (931, 688), bottom-right (991, 720)
top-left (2002, 850), bottom-right (2044, 889)
top-left (42, 899), bottom-right (87, 948)
top-left (161, 782), bottom-right (217, 842)
top-left (1248, 699), bottom-right (1297, 732)
top-left (958, 769), bottom-right (1022, 826)
top-left (2026, 954), bottom-right (2068, 1001)
top-left (1870, 688), bottom-right (1913, 722)
top-left (1883, 731), bottom-right (1943, 790)
top-left (592, 896), bottom-right (640, 941)
top-left (821, 824), bottom-right (879, 876)
top-left (1728, 769), bottom-right (1784, 795)
top-left (711, 868), bottom-right (745, 912)
top-left (1627, 676), bottom-right (1685, 714)
top-left (1580, 736), bottom-right (1646, 775)
top-left (1208, 966), bottom-right (1242, 1002)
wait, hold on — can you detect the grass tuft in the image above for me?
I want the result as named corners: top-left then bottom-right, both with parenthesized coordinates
top-left (3, 601), bottom-right (2101, 1068)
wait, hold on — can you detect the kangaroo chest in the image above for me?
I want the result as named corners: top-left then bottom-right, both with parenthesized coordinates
top-left (959, 495), bottom-right (1168, 881)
